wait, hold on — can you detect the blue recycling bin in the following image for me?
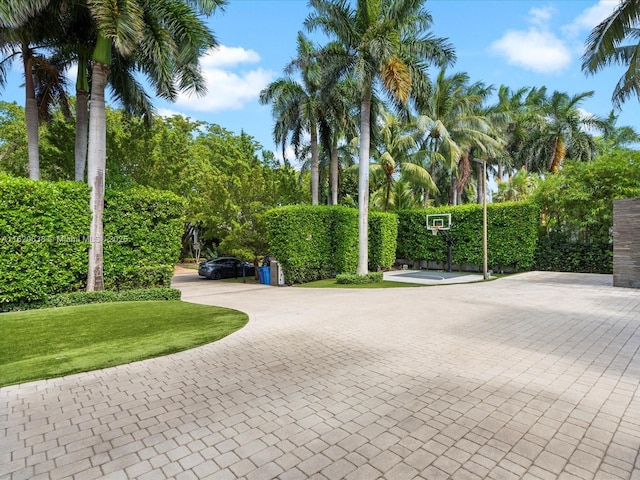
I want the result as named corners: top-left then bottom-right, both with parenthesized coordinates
top-left (258, 266), bottom-right (270, 285)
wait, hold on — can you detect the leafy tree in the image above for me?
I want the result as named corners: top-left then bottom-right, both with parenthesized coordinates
top-left (493, 168), bottom-right (539, 203)
top-left (0, 101), bottom-right (28, 177)
top-left (582, 0), bottom-right (640, 107)
top-left (534, 149), bottom-right (640, 243)
top-left (260, 33), bottom-right (328, 205)
top-left (305, 0), bottom-right (455, 274)
top-left (520, 91), bottom-right (606, 173)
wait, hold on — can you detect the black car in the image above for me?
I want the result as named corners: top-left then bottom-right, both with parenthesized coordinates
top-left (198, 257), bottom-right (255, 280)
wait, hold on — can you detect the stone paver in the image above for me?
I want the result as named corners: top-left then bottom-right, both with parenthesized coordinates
top-left (1, 271), bottom-right (639, 479)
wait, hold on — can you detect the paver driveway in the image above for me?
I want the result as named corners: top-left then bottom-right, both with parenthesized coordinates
top-left (1, 271), bottom-right (639, 480)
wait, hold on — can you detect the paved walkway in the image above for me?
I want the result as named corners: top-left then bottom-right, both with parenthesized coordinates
top-left (1, 272), bottom-right (639, 480)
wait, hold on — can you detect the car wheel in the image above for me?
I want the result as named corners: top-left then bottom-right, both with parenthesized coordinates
top-left (210, 271), bottom-right (222, 280)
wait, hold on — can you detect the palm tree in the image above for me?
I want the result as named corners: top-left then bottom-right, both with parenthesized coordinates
top-left (493, 167), bottom-right (539, 202)
top-left (582, 0), bottom-right (640, 107)
top-left (416, 68), bottom-right (501, 206)
top-left (598, 109), bottom-right (640, 152)
top-left (84, 0), bottom-right (222, 290)
top-left (369, 111), bottom-right (434, 211)
top-left (0, 1), bottom-right (62, 179)
top-left (520, 90), bottom-right (606, 173)
top-left (260, 33), bottom-right (326, 205)
top-left (306, 0), bottom-right (455, 275)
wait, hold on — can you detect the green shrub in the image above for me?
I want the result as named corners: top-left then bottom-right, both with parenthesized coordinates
top-left (103, 186), bottom-right (184, 290)
top-left (336, 272), bottom-right (383, 284)
top-left (369, 211), bottom-right (398, 271)
top-left (397, 202), bottom-right (538, 271)
top-left (1, 288), bottom-right (181, 312)
top-left (0, 175), bottom-right (91, 305)
top-left (535, 232), bottom-right (612, 273)
top-left (266, 206), bottom-right (397, 283)
top-left (0, 176), bottom-right (184, 308)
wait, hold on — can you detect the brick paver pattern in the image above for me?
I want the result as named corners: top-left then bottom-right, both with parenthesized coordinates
top-left (1, 271), bottom-right (639, 479)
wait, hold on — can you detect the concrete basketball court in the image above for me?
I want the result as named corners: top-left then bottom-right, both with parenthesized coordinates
top-left (1, 271), bottom-right (639, 479)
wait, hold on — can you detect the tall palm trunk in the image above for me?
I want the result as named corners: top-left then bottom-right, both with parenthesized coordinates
top-left (357, 89), bottom-right (371, 275)
top-left (549, 136), bottom-right (566, 172)
top-left (310, 125), bottom-right (319, 204)
top-left (23, 47), bottom-right (39, 180)
top-left (330, 134), bottom-right (339, 205)
top-left (86, 36), bottom-right (110, 291)
top-left (75, 56), bottom-right (89, 181)
top-left (450, 171), bottom-right (457, 205)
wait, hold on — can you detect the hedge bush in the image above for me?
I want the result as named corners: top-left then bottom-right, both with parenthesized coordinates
top-left (336, 272), bottom-right (383, 284)
top-left (0, 175), bottom-right (91, 305)
top-left (369, 211), bottom-right (398, 271)
top-left (266, 206), bottom-right (397, 283)
top-left (0, 176), bottom-right (184, 309)
top-left (1, 288), bottom-right (181, 312)
top-left (535, 232), bottom-right (612, 274)
top-left (397, 202), bottom-right (538, 271)
top-left (103, 186), bottom-right (184, 290)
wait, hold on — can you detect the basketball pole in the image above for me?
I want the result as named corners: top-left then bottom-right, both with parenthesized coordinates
top-left (482, 160), bottom-right (488, 280)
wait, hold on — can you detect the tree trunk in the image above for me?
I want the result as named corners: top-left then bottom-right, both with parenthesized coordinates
top-left (310, 125), bottom-right (319, 205)
top-left (75, 55), bottom-right (90, 181)
top-left (476, 161), bottom-right (483, 204)
top-left (357, 90), bottom-right (371, 275)
top-left (75, 89), bottom-right (89, 181)
top-left (23, 50), bottom-right (39, 180)
top-left (330, 135), bottom-right (338, 205)
top-left (86, 61), bottom-right (109, 291)
top-left (450, 172), bottom-right (457, 205)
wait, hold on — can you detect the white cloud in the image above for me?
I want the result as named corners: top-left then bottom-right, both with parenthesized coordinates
top-left (491, 29), bottom-right (572, 74)
top-left (156, 108), bottom-right (184, 118)
top-left (175, 45), bottom-right (276, 112)
top-left (530, 5), bottom-right (557, 27)
top-left (563, 0), bottom-right (619, 37)
top-left (201, 45), bottom-right (261, 68)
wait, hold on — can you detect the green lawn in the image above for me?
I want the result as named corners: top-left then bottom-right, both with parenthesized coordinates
top-left (296, 278), bottom-right (425, 288)
top-left (0, 301), bottom-right (248, 387)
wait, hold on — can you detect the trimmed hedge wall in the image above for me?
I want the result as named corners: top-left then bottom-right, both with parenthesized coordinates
top-left (0, 176), bottom-right (184, 308)
top-left (0, 175), bottom-right (91, 304)
top-left (397, 202), bottom-right (538, 271)
top-left (266, 206), bottom-right (397, 284)
top-left (103, 187), bottom-right (184, 290)
top-left (535, 232), bottom-right (612, 274)
top-left (369, 211), bottom-right (399, 271)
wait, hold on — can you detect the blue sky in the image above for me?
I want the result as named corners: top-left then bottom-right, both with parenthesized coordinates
top-left (2, 0), bottom-right (635, 158)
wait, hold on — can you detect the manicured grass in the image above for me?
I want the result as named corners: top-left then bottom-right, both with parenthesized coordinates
top-left (0, 301), bottom-right (248, 387)
top-left (296, 278), bottom-right (425, 288)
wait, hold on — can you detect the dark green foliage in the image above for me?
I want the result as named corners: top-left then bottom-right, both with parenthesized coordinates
top-left (336, 272), bottom-right (383, 284)
top-left (266, 206), bottom-right (347, 283)
top-left (397, 203), bottom-right (538, 271)
top-left (369, 212), bottom-right (398, 271)
top-left (266, 206), bottom-right (397, 283)
top-left (532, 152), bottom-right (640, 273)
top-left (0, 176), bottom-right (184, 308)
top-left (0, 175), bottom-right (91, 305)
top-left (535, 232), bottom-right (612, 273)
top-left (1, 288), bottom-right (181, 312)
top-left (103, 186), bottom-right (184, 290)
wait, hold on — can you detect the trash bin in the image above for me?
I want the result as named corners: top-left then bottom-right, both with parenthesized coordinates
top-left (258, 266), bottom-right (270, 285)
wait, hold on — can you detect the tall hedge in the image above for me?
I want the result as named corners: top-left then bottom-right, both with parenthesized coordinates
top-left (266, 206), bottom-right (397, 283)
top-left (0, 176), bottom-right (184, 308)
top-left (369, 211), bottom-right (398, 271)
top-left (0, 175), bottom-right (91, 305)
top-left (103, 186), bottom-right (184, 289)
top-left (397, 202), bottom-right (538, 271)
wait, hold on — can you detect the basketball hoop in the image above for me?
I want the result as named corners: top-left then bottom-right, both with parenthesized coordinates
top-left (429, 226), bottom-right (441, 236)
